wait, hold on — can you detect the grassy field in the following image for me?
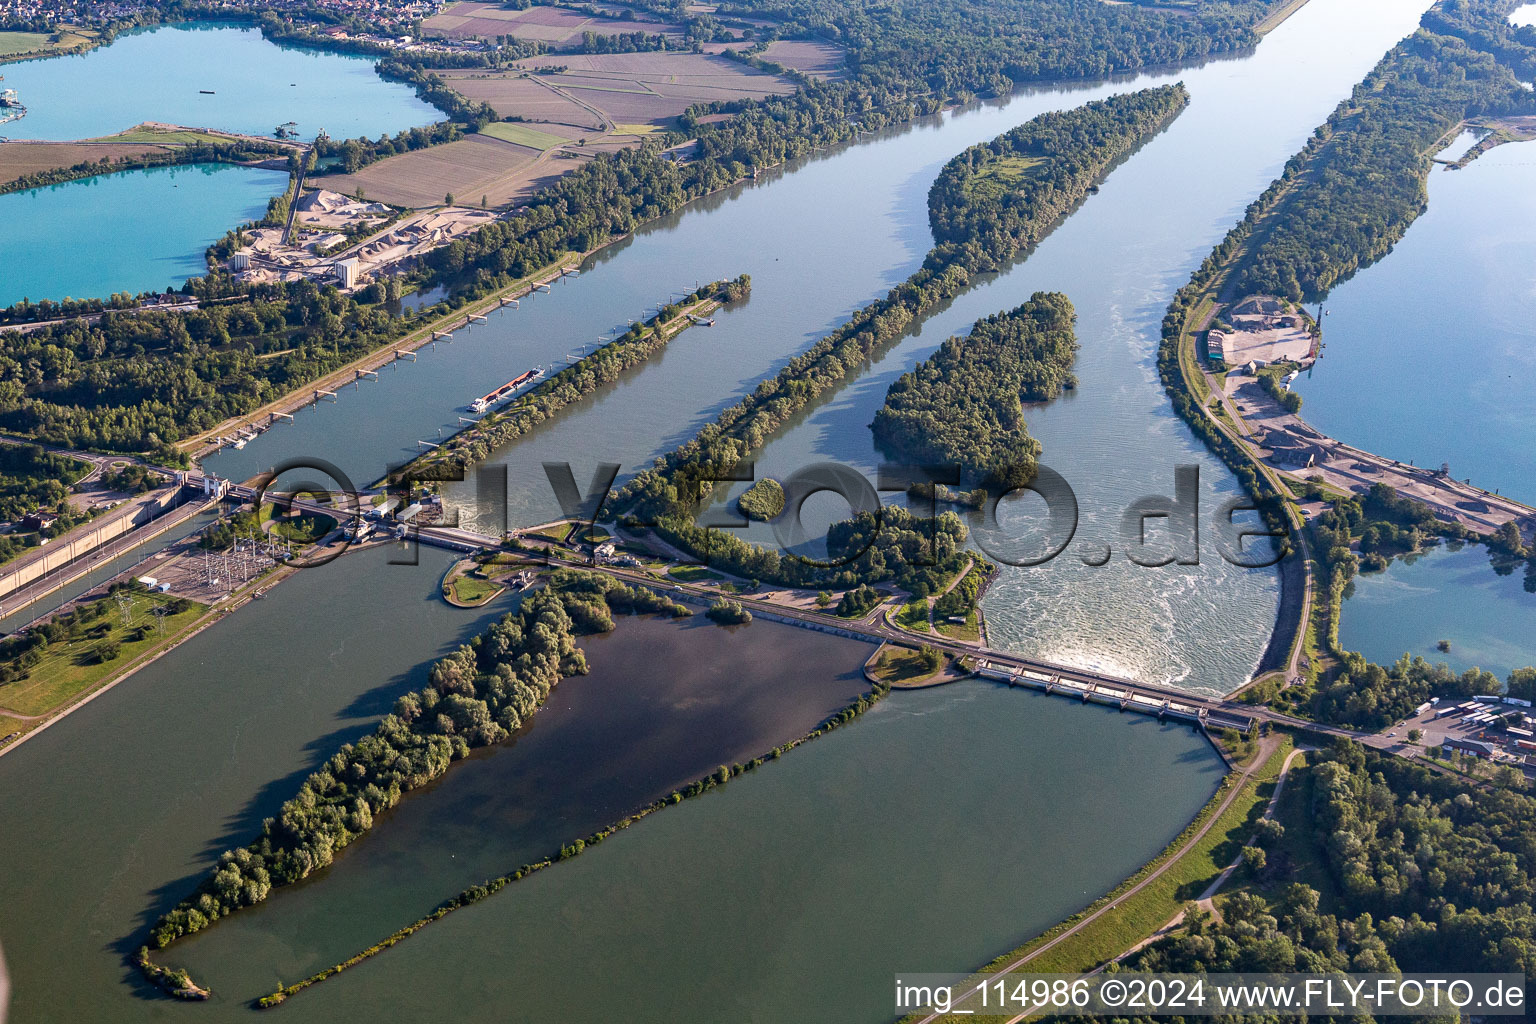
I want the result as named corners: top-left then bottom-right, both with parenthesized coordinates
top-left (934, 607), bottom-right (980, 642)
top-left (447, 574), bottom-right (502, 606)
top-left (0, 30), bottom-right (50, 56)
top-left (479, 121), bottom-right (571, 151)
top-left (668, 564), bottom-right (724, 584)
top-left (0, 26), bottom-right (98, 60)
top-left (91, 125), bottom-right (238, 146)
top-left (0, 593), bottom-right (207, 718)
top-left (867, 646), bottom-right (944, 685)
top-left (895, 596), bottom-right (930, 631)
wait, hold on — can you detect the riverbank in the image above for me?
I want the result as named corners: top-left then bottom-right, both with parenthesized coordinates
top-left (0, 123), bottom-right (301, 195)
top-left (906, 734), bottom-right (1290, 1023)
top-left (396, 275), bottom-right (751, 480)
top-left (0, 554), bottom-right (293, 758)
top-left (250, 666), bottom-right (893, 1008)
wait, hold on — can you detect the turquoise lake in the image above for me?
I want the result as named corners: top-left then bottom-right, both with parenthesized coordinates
top-left (1294, 138), bottom-right (1536, 503)
top-left (0, 22), bottom-right (439, 142)
top-left (1339, 543), bottom-right (1536, 681)
top-left (0, 163), bottom-right (288, 305)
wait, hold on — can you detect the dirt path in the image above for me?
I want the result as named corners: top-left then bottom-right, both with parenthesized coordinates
top-left (1115, 745), bottom-right (1307, 961)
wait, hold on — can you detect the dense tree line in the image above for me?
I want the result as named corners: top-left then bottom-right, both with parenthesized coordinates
top-left (646, 503), bottom-right (974, 594)
top-left (619, 88), bottom-right (1185, 533)
top-left (0, 138), bottom-right (297, 198)
top-left (1235, 20), bottom-right (1536, 301)
top-left (1084, 741), bottom-right (1536, 996)
top-left (871, 294), bottom-right (1077, 486)
top-left (0, 281), bottom-right (410, 459)
top-left (402, 276), bottom-right (749, 477)
top-left (147, 570), bottom-right (688, 948)
top-left (0, 443), bottom-right (89, 522)
top-left (688, 0), bottom-right (1279, 97)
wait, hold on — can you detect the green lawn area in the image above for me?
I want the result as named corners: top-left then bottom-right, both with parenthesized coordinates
top-left (90, 125), bottom-right (234, 145)
top-left (613, 123), bottom-right (661, 135)
top-left (895, 596), bottom-right (930, 632)
top-left (0, 593), bottom-right (207, 718)
top-left (912, 737), bottom-right (1294, 1022)
top-left (448, 575), bottom-right (502, 606)
top-left (521, 522), bottom-right (574, 544)
top-left (479, 121), bottom-right (570, 151)
top-left (867, 646), bottom-right (944, 686)
top-left (963, 153), bottom-right (1046, 201)
top-left (934, 607), bottom-right (980, 642)
top-left (0, 30), bottom-right (49, 56)
top-left (668, 564), bottom-right (724, 584)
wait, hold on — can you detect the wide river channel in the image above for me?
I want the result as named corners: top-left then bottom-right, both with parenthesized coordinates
top-left (0, 0), bottom-right (1439, 1019)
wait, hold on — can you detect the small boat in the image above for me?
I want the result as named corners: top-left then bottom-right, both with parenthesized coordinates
top-left (199, 89), bottom-right (215, 95)
top-left (231, 437), bottom-right (247, 450)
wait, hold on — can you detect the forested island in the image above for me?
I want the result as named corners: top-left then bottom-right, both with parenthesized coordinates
top-left (1157, 0), bottom-right (1536, 698)
top-left (397, 275), bottom-right (751, 479)
top-left (617, 86), bottom-right (1187, 584)
top-left (0, 0), bottom-right (1290, 459)
top-left (145, 571), bottom-right (689, 951)
top-left (871, 293), bottom-right (1077, 486)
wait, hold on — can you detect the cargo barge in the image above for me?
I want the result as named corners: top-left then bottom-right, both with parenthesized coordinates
top-left (470, 368), bottom-right (543, 414)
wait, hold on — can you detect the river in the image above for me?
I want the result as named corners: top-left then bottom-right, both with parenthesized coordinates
top-left (0, 0), bottom-right (1437, 1019)
top-left (205, 0), bottom-right (1425, 696)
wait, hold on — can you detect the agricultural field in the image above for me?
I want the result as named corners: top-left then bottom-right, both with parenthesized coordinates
top-left (423, 1), bottom-right (683, 49)
top-left (455, 54), bottom-right (799, 130)
top-left (315, 50), bottom-right (806, 211)
top-left (704, 39), bottom-right (848, 80)
top-left (0, 141), bottom-right (169, 187)
top-left (0, 25), bottom-right (100, 61)
top-left (0, 30), bottom-right (49, 56)
top-left (438, 70), bottom-right (605, 131)
top-left (317, 132), bottom-right (554, 209)
top-left (477, 120), bottom-right (579, 151)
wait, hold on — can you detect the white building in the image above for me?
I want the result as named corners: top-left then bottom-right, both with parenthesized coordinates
top-left (334, 257), bottom-right (362, 289)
